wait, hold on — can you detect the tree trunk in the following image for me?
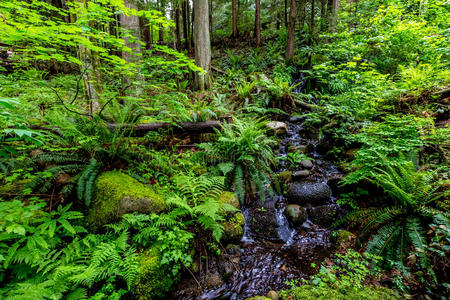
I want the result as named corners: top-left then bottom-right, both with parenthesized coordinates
top-left (194, 0), bottom-right (211, 91)
top-left (121, 1), bottom-right (143, 90)
top-left (175, 1), bottom-right (182, 49)
top-left (182, 0), bottom-right (189, 49)
top-left (209, 0), bottom-right (213, 40)
top-left (328, 0), bottom-right (339, 31)
top-left (254, 0), bottom-right (261, 46)
top-left (285, 0), bottom-right (296, 60)
top-left (320, 0), bottom-right (327, 31)
top-left (310, 0), bottom-right (315, 35)
top-left (108, 121), bottom-right (221, 136)
top-left (284, 0), bottom-right (288, 27)
top-left (232, 0), bottom-right (238, 38)
top-left (75, 0), bottom-right (102, 113)
top-left (298, 0), bottom-right (307, 28)
top-left (159, 0), bottom-right (165, 43)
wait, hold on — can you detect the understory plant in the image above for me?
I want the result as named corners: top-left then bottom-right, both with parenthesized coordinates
top-left (200, 118), bottom-right (277, 203)
top-left (343, 159), bottom-right (449, 280)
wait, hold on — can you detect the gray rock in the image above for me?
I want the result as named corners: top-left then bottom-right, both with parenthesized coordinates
top-left (300, 159), bottom-right (313, 169)
top-left (265, 121), bottom-right (287, 135)
top-left (285, 204), bottom-right (308, 225)
top-left (292, 170), bottom-right (311, 180)
top-left (287, 182), bottom-right (332, 205)
top-left (267, 290), bottom-right (279, 300)
top-left (308, 205), bottom-right (336, 227)
top-left (289, 115), bottom-right (305, 123)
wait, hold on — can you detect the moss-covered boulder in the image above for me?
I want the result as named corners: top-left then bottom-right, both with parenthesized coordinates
top-left (222, 212), bottom-right (245, 243)
top-left (276, 171), bottom-right (292, 185)
top-left (88, 171), bottom-right (166, 230)
top-left (246, 297), bottom-right (271, 300)
top-left (0, 179), bottom-right (32, 198)
top-left (331, 230), bottom-right (355, 249)
top-left (134, 247), bottom-right (174, 300)
top-left (219, 191), bottom-right (240, 215)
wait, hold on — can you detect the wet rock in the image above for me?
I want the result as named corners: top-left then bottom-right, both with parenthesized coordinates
top-left (299, 159), bottom-right (313, 169)
top-left (308, 205), bottom-right (337, 227)
top-left (222, 212), bottom-right (245, 243)
top-left (247, 297), bottom-right (271, 300)
top-left (327, 176), bottom-right (344, 194)
top-left (202, 272), bottom-right (224, 288)
top-left (289, 115), bottom-right (305, 123)
top-left (248, 208), bottom-right (281, 241)
top-left (265, 121), bottom-right (287, 135)
top-left (225, 244), bottom-right (241, 254)
top-left (287, 182), bottom-right (331, 205)
top-left (331, 230), bottom-right (355, 248)
top-left (285, 204), bottom-right (307, 225)
top-left (288, 144), bottom-right (308, 154)
top-left (267, 290), bottom-right (279, 300)
top-left (316, 138), bottom-right (333, 154)
top-left (292, 170), bottom-right (310, 180)
top-left (276, 171), bottom-right (292, 185)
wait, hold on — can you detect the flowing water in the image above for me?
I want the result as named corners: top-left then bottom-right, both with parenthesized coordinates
top-left (176, 122), bottom-right (344, 300)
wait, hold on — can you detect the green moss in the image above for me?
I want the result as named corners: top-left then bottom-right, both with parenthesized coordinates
top-left (222, 212), bottom-right (245, 242)
top-left (331, 230), bottom-right (355, 248)
top-left (0, 179), bottom-right (33, 197)
top-left (134, 247), bottom-right (174, 300)
top-left (219, 191), bottom-right (240, 215)
top-left (88, 171), bottom-right (166, 230)
top-left (276, 171), bottom-right (292, 185)
top-left (279, 285), bottom-right (401, 300)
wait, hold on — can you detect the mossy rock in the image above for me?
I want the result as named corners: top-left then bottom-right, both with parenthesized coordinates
top-left (276, 171), bottom-right (292, 185)
top-left (279, 285), bottom-right (401, 300)
top-left (134, 247), bottom-right (174, 300)
top-left (246, 297), bottom-right (271, 300)
top-left (222, 212), bottom-right (245, 243)
top-left (88, 171), bottom-right (166, 230)
top-left (219, 191), bottom-right (240, 215)
top-left (331, 230), bottom-right (355, 248)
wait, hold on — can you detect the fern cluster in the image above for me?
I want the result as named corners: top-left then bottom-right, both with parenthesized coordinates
top-left (0, 199), bottom-right (144, 299)
top-left (341, 159), bottom-right (449, 281)
top-left (200, 117), bottom-right (277, 203)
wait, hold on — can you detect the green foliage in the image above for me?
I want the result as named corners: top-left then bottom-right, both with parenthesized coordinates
top-left (200, 118), bottom-right (277, 203)
top-left (279, 250), bottom-right (400, 300)
top-left (278, 151), bottom-right (312, 169)
top-left (341, 159), bottom-right (449, 282)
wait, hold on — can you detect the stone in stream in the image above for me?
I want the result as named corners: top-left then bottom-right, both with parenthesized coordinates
top-left (299, 159), bottom-right (313, 169)
top-left (292, 170), bottom-right (311, 180)
top-left (267, 290), bottom-right (279, 300)
top-left (289, 115), bottom-right (305, 123)
top-left (288, 144), bottom-right (308, 153)
top-left (276, 171), bottom-right (292, 185)
top-left (287, 182), bottom-right (331, 205)
top-left (285, 204), bottom-right (308, 225)
top-left (307, 205), bottom-right (337, 228)
top-left (265, 121), bottom-right (287, 135)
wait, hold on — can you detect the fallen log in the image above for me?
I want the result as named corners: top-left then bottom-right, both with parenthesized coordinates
top-left (294, 99), bottom-right (315, 110)
top-left (107, 121), bottom-right (222, 137)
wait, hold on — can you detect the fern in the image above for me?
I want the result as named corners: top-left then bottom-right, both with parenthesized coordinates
top-left (76, 159), bottom-right (101, 206)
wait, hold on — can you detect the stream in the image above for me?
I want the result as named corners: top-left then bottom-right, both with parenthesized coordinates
top-left (175, 121), bottom-right (344, 300)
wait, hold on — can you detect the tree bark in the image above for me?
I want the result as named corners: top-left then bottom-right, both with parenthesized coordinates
top-left (298, 0), bottom-right (307, 28)
top-left (328, 0), bottom-right (339, 31)
top-left (320, 0), bottom-right (327, 31)
top-left (182, 0), bottom-right (189, 49)
top-left (284, 0), bottom-right (288, 27)
top-left (175, 1), bottom-right (182, 49)
top-left (254, 0), bottom-right (261, 46)
top-left (159, 0), bottom-right (165, 43)
top-left (232, 0), bottom-right (238, 38)
top-left (121, 1), bottom-right (143, 90)
top-left (285, 0), bottom-right (296, 60)
top-left (194, 0), bottom-right (211, 90)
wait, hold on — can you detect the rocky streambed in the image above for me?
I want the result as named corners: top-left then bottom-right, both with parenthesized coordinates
top-left (174, 121), bottom-right (348, 300)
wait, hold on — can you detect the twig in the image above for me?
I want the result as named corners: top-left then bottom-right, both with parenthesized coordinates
top-left (98, 84), bottom-right (132, 118)
top-left (70, 67), bottom-right (89, 105)
top-left (47, 85), bottom-right (93, 117)
top-left (182, 262), bottom-right (201, 288)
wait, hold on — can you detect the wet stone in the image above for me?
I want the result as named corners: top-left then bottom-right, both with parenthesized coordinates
top-left (287, 182), bottom-right (332, 205)
top-left (300, 159), bottom-right (313, 169)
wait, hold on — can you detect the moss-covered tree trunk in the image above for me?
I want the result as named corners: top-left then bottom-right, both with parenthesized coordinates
top-left (254, 0), bottom-right (261, 47)
top-left (232, 0), bottom-right (238, 38)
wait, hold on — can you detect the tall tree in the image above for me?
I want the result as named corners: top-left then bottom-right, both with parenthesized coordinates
top-left (175, 0), bottom-right (182, 49)
top-left (327, 0), bottom-right (339, 30)
top-left (121, 0), bottom-right (143, 90)
top-left (182, 0), bottom-right (189, 49)
top-left (285, 0), bottom-right (296, 60)
top-left (254, 0), bottom-right (261, 46)
top-left (232, 0), bottom-right (238, 38)
top-left (320, 0), bottom-right (327, 30)
top-left (194, 0), bottom-right (211, 90)
top-left (159, 0), bottom-right (165, 43)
